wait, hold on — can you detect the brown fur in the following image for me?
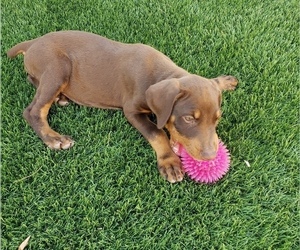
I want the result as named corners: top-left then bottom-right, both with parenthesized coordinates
top-left (7, 31), bottom-right (238, 183)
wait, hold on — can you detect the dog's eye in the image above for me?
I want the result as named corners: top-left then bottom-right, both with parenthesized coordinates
top-left (183, 115), bottom-right (196, 124)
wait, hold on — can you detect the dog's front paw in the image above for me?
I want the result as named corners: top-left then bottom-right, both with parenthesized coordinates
top-left (158, 154), bottom-right (184, 183)
top-left (44, 135), bottom-right (74, 150)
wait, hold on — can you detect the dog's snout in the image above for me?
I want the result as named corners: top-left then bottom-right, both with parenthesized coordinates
top-left (201, 150), bottom-right (217, 160)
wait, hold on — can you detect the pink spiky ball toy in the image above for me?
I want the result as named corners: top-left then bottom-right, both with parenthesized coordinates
top-left (172, 140), bottom-right (230, 184)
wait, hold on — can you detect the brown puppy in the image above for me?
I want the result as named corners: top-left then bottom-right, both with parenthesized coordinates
top-left (7, 31), bottom-right (238, 183)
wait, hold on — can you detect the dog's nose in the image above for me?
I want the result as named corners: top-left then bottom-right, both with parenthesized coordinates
top-left (201, 150), bottom-right (217, 160)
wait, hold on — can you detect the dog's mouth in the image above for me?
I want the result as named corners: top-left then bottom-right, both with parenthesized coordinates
top-left (170, 140), bottom-right (181, 156)
top-left (170, 140), bottom-right (200, 159)
top-left (170, 139), bottom-right (218, 161)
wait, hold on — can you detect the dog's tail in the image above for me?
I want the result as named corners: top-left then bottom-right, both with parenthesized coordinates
top-left (7, 38), bottom-right (38, 58)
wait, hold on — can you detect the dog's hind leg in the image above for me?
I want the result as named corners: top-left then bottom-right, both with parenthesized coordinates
top-left (23, 58), bottom-right (74, 150)
top-left (27, 74), bottom-right (39, 87)
top-left (27, 74), bottom-right (70, 106)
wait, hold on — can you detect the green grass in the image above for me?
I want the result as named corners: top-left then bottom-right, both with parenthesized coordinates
top-left (1, 0), bottom-right (299, 249)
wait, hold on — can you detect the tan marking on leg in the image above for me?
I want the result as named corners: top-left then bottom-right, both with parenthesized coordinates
top-left (148, 133), bottom-right (173, 158)
top-left (148, 133), bottom-right (184, 183)
top-left (31, 83), bottom-right (74, 149)
top-left (166, 120), bottom-right (201, 159)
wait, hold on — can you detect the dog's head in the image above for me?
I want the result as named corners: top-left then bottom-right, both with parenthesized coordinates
top-left (146, 74), bottom-right (238, 160)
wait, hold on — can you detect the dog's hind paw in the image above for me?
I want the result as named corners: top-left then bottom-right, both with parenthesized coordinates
top-left (55, 94), bottom-right (70, 106)
top-left (45, 135), bottom-right (74, 150)
top-left (214, 75), bottom-right (238, 91)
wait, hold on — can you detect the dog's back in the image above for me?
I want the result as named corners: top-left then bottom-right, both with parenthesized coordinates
top-left (7, 31), bottom-right (186, 108)
top-left (7, 31), bottom-right (124, 60)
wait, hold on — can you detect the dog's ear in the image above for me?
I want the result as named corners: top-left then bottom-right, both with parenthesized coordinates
top-left (146, 79), bottom-right (181, 129)
top-left (213, 75), bottom-right (238, 91)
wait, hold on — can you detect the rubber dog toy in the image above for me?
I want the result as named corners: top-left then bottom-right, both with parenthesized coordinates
top-left (172, 140), bottom-right (230, 183)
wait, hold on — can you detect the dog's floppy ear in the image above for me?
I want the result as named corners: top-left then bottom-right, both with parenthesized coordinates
top-left (146, 79), bottom-right (181, 129)
top-left (213, 75), bottom-right (238, 91)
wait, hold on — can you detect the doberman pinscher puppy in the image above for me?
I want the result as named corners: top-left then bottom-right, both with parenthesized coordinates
top-left (7, 31), bottom-right (238, 183)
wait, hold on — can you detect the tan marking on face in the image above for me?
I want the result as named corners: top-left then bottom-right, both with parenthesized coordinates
top-left (168, 115), bottom-right (176, 123)
top-left (168, 126), bottom-right (201, 159)
top-left (194, 110), bottom-right (201, 119)
top-left (166, 118), bottom-right (219, 160)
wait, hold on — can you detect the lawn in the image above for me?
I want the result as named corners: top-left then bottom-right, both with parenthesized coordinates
top-left (1, 0), bottom-right (299, 249)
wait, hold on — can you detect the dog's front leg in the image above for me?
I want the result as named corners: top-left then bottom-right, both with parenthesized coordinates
top-left (124, 110), bottom-right (184, 183)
